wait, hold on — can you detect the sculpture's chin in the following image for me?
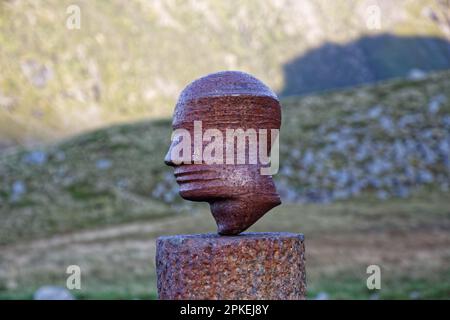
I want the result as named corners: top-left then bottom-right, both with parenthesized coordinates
top-left (210, 194), bottom-right (281, 235)
top-left (175, 166), bottom-right (281, 235)
top-left (180, 188), bottom-right (281, 235)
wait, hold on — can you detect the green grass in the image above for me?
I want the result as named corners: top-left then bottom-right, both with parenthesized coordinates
top-left (0, 119), bottom-right (189, 244)
top-left (3, 270), bottom-right (448, 300)
top-left (1, 0), bottom-right (449, 300)
top-left (1, 69), bottom-right (449, 245)
top-left (307, 270), bottom-right (450, 300)
top-left (0, 190), bottom-right (448, 299)
top-left (1, 70), bottom-right (449, 299)
top-left (0, 281), bottom-right (158, 300)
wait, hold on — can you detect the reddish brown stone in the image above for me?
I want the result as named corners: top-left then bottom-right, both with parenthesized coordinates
top-left (164, 71), bottom-right (282, 235)
top-left (156, 232), bottom-right (306, 300)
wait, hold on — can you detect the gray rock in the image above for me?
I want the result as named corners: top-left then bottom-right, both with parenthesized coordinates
top-left (302, 149), bottom-right (315, 168)
top-left (442, 115), bottom-right (450, 128)
top-left (279, 100), bottom-right (450, 204)
top-left (398, 114), bottom-right (422, 129)
top-left (96, 158), bottom-right (112, 170)
top-left (409, 291), bottom-right (421, 300)
top-left (54, 151), bottom-right (66, 162)
top-left (314, 291), bottom-right (329, 300)
top-left (407, 68), bottom-right (427, 80)
top-left (290, 149), bottom-right (302, 160)
top-left (11, 180), bottom-right (26, 201)
top-left (438, 139), bottom-right (449, 156)
top-left (428, 94), bottom-right (446, 114)
top-left (33, 286), bottom-right (75, 300)
top-left (379, 115), bottom-right (395, 133)
top-left (395, 185), bottom-right (410, 198)
top-left (20, 60), bottom-right (53, 88)
top-left (333, 188), bottom-right (351, 200)
top-left (417, 169), bottom-right (433, 183)
top-left (369, 293), bottom-right (380, 300)
top-left (23, 150), bottom-right (47, 165)
top-left (280, 165), bottom-right (293, 176)
top-left (394, 140), bottom-right (406, 162)
top-left (377, 190), bottom-right (389, 200)
top-left (115, 179), bottom-right (129, 189)
top-left (368, 105), bottom-right (383, 118)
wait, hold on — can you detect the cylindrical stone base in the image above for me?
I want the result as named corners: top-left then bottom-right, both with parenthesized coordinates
top-left (156, 232), bottom-right (306, 300)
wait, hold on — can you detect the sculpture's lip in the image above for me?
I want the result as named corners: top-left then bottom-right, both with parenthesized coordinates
top-left (174, 166), bottom-right (212, 176)
top-left (174, 166), bottom-right (219, 184)
top-left (176, 175), bottom-right (219, 183)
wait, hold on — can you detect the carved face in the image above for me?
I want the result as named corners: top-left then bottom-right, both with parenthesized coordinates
top-left (164, 71), bottom-right (282, 235)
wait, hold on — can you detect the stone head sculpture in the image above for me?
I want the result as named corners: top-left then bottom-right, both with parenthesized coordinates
top-left (164, 71), bottom-right (281, 235)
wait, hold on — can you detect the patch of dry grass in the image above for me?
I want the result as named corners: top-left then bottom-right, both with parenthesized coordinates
top-left (1, 190), bottom-right (448, 299)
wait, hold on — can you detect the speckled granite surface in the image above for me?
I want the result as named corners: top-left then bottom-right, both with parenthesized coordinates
top-left (156, 232), bottom-right (306, 300)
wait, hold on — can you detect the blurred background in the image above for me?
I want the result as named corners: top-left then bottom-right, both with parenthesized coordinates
top-left (0, 0), bottom-right (449, 299)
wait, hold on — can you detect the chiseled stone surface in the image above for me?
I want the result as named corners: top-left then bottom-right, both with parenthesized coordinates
top-left (164, 71), bottom-right (282, 235)
top-left (156, 232), bottom-right (306, 300)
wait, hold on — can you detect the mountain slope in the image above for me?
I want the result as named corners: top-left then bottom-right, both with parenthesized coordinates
top-left (1, 70), bottom-right (449, 244)
top-left (1, 0), bottom-right (450, 146)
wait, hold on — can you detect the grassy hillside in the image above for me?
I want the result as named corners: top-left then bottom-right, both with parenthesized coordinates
top-left (1, 191), bottom-right (449, 299)
top-left (1, 70), bottom-right (449, 245)
top-left (0, 71), bottom-right (449, 299)
top-left (1, 0), bottom-right (450, 301)
top-left (1, 0), bottom-right (449, 147)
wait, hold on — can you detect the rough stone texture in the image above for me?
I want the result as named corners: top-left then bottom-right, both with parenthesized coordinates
top-left (164, 71), bottom-right (282, 235)
top-left (156, 232), bottom-right (306, 300)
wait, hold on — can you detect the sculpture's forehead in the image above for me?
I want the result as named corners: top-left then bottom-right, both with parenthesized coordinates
top-left (177, 71), bottom-right (278, 102)
top-left (173, 71), bottom-right (281, 127)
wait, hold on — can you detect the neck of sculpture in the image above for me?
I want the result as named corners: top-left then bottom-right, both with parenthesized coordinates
top-left (209, 180), bottom-right (281, 235)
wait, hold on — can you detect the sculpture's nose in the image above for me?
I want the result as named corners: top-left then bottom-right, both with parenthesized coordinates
top-left (164, 148), bottom-right (176, 167)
